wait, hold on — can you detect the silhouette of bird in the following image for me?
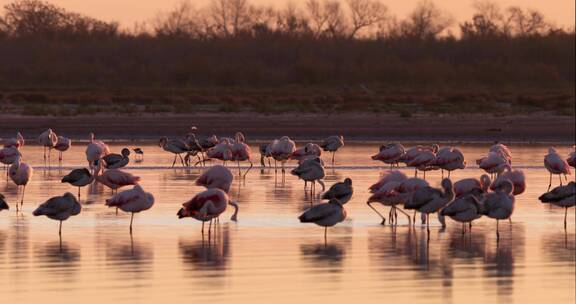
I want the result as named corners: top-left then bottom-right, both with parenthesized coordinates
top-left (372, 143), bottom-right (405, 167)
top-left (86, 133), bottom-right (110, 170)
top-left (102, 148), bottom-right (130, 169)
top-left (33, 192), bottom-right (81, 236)
top-left (291, 157), bottom-right (325, 196)
top-left (159, 137), bottom-right (189, 167)
top-left (405, 178), bottom-right (454, 234)
top-left (539, 182), bottom-right (575, 229)
top-left (61, 168), bottom-right (94, 199)
top-left (299, 199), bottom-right (346, 241)
top-left (54, 135), bottom-right (71, 162)
top-left (481, 180), bottom-right (514, 241)
top-left (322, 178), bottom-right (353, 204)
top-left (38, 128), bottom-right (58, 164)
top-left (133, 148), bottom-right (144, 161)
top-left (454, 174), bottom-right (491, 198)
top-left (544, 148), bottom-right (571, 190)
top-left (106, 185), bottom-right (154, 234)
top-left (320, 135), bottom-right (344, 165)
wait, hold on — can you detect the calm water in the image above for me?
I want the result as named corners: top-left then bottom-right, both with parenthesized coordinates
top-left (0, 143), bottom-right (574, 304)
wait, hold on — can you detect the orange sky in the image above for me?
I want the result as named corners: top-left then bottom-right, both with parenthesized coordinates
top-left (0, 0), bottom-right (574, 29)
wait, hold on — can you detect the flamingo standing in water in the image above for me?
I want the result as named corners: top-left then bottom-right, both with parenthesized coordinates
top-left (369, 170), bottom-right (407, 193)
top-left (94, 159), bottom-right (140, 194)
top-left (3, 132), bottom-right (24, 149)
top-left (206, 139), bottom-right (233, 166)
top-left (61, 168), bottom-right (94, 199)
top-left (544, 148), bottom-right (571, 190)
top-left (322, 178), bottom-right (353, 204)
top-left (404, 178), bottom-right (455, 234)
top-left (106, 185), bottom-right (155, 234)
top-left (38, 128), bottom-right (58, 165)
top-left (86, 133), bottom-right (110, 170)
top-left (33, 193), bottom-right (81, 236)
top-left (454, 174), bottom-right (491, 198)
top-left (54, 135), bottom-right (71, 162)
top-left (490, 166), bottom-right (526, 196)
top-left (196, 165), bottom-right (233, 193)
top-left (270, 136), bottom-right (296, 176)
top-left (292, 143), bottom-right (322, 164)
top-left (478, 152), bottom-right (509, 179)
top-left (405, 149), bottom-right (437, 179)
top-left (539, 182), bottom-right (575, 228)
top-left (231, 132), bottom-right (253, 178)
top-left (367, 175), bottom-right (428, 225)
top-left (435, 147), bottom-right (466, 178)
top-left (291, 157), bottom-right (325, 196)
top-left (177, 189), bottom-right (239, 234)
top-left (299, 198), bottom-right (346, 241)
top-left (159, 137), bottom-right (189, 167)
top-left (320, 135), bottom-right (344, 166)
top-left (102, 148), bottom-right (130, 169)
top-left (490, 143), bottom-right (512, 165)
top-left (440, 194), bottom-right (484, 234)
top-left (481, 180), bottom-right (515, 241)
top-left (0, 146), bottom-right (21, 175)
top-left (567, 147), bottom-right (576, 168)
top-left (259, 144), bottom-right (272, 168)
top-left (371, 143), bottom-right (405, 168)
top-left (0, 194), bottom-right (8, 211)
top-left (9, 157), bottom-right (33, 211)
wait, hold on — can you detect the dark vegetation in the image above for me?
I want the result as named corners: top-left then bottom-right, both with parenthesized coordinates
top-left (0, 0), bottom-right (574, 116)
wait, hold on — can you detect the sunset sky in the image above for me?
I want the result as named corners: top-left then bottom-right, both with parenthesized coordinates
top-left (0, 0), bottom-right (573, 29)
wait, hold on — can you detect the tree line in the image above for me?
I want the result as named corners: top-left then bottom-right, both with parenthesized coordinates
top-left (0, 0), bottom-right (573, 88)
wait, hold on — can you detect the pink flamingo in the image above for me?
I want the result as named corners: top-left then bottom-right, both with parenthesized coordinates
top-left (367, 176), bottom-right (428, 225)
top-left (94, 159), bottom-right (140, 193)
top-left (3, 132), bottom-right (24, 149)
top-left (33, 193), bottom-right (81, 236)
top-left (206, 139), bottom-right (233, 166)
top-left (292, 143), bottom-right (322, 163)
top-left (478, 152), bottom-right (509, 179)
top-left (490, 166), bottom-right (526, 196)
top-left (369, 170), bottom-right (407, 193)
top-left (38, 128), bottom-right (58, 164)
top-left (371, 143), bottom-right (405, 168)
top-left (435, 147), bottom-right (466, 178)
top-left (231, 132), bottom-right (253, 178)
top-left (320, 135), bottom-right (344, 165)
top-left (481, 180), bottom-right (514, 241)
top-left (54, 135), bottom-right (71, 162)
top-left (291, 157), bottom-right (326, 196)
top-left (86, 133), bottom-right (110, 170)
top-left (106, 185), bottom-right (154, 234)
top-left (9, 157), bottom-right (33, 211)
top-left (196, 165), bottom-right (234, 193)
top-left (0, 146), bottom-right (21, 175)
top-left (544, 148), bottom-right (571, 190)
top-left (177, 189), bottom-right (239, 234)
top-left (454, 174), bottom-right (491, 198)
top-left (270, 136), bottom-right (296, 175)
top-left (567, 146), bottom-right (575, 168)
top-left (440, 195), bottom-right (484, 234)
top-left (489, 143), bottom-right (512, 164)
top-left (405, 178), bottom-right (454, 234)
top-left (405, 149), bottom-right (438, 179)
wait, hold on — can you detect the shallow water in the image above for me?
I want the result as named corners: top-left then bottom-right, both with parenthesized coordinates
top-left (0, 143), bottom-right (574, 304)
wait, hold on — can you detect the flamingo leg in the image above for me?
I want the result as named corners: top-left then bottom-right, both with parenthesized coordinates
top-left (395, 208), bottom-right (411, 225)
top-left (565, 207), bottom-right (568, 229)
top-left (129, 212), bottom-right (134, 234)
top-left (78, 187), bottom-right (81, 199)
top-left (324, 226), bottom-right (328, 242)
top-left (178, 154), bottom-right (186, 167)
top-left (171, 155), bottom-right (177, 168)
top-left (331, 152), bottom-right (335, 166)
top-left (243, 161), bottom-right (253, 179)
top-left (559, 174), bottom-right (562, 186)
top-left (548, 173), bottom-right (552, 190)
top-left (21, 185), bottom-right (25, 206)
top-left (367, 202), bottom-right (386, 225)
top-left (496, 219), bottom-right (500, 242)
top-left (59, 220), bottom-right (63, 236)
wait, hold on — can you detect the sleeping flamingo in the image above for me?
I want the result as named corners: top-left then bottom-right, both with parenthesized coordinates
top-left (94, 159), bottom-right (140, 194)
top-left (9, 157), bottom-right (33, 211)
top-left (490, 166), bottom-right (526, 196)
top-left (196, 165), bottom-right (234, 193)
top-left (292, 143), bottom-right (322, 164)
top-left (231, 132), bottom-right (253, 178)
top-left (440, 194), bottom-right (484, 234)
top-left (299, 198), bottom-right (346, 241)
top-left (320, 135), bottom-right (344, 165)
top-left (106, 185), bottom-right (155, 234)
top-left (177, 189), bottom-right (239, 234)
top-left (435, 147), bottom-right (466, 178)
top-left (544, 148), bottom-right (571, 190)
top-left (405, 149), bottom-right (437, 179)
top-left (33, 193), bottom-right (81, 236)
top-left (454, 174), bottom-right (491, 198)
top-left (371, 143), bottom-right (405, 168)
top-left (61, 168), bottom-right (94, 199)
top-left (481, 180), bottom-right (515, 241)
top-left (0, 146), bottom-right (21, 175)
top-left (539, 182), bottom-right (575, 228)
top-left (54, 135), bottom-right (71, 162)
top-left (478, 152), bottom-right (509, 179)
top-left (270, 136), bottom-right (296, 175)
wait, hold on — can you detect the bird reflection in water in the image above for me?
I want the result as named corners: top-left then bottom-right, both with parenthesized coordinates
top-left (300, 242), bottom-right (346, 271)
top-left (34, 241), bottom-right (81, 279)
top-left (179, 225), bottom-right (230, 275)
top-left (105, 234), bottom-right (154, 278)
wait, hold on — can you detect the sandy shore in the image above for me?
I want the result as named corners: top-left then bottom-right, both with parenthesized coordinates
top-left (0, 112), bottom-right (574, 143)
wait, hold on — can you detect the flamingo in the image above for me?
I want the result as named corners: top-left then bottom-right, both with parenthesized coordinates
top-left (196, 165), bottom-right (233, 193)
top-left (544, 148), bottom-right (571, 190)
top-left (259, 143), bottom-right (272, 167)
top-left (206, 139), bottom-right (233, 166)
top-left (490, 166), bottom-right (526, 196)
top-left (61, 168), bottom-right (94, 199)
top-left (292, 143), bottom-right (322, 163)
top-left (489, 143), bottom-right (512, 164)
top-left (454, 174), bottom-right (491, 198)
top-left (105, 185), bottom-right (155, 234)
top-left (0, 146), bottom-right (22, 175)
top-left (196, 134), bottom-right (219, 165)
top-left (405, 149), bottom-right (437, 179)
top-left (159, 137), bottom-right (189, 167)
top-left (3, 132), bottom-right (24, 149)
top-left (371, 143), bottom-right (405, 168)
top-left (177, 189), bottom-right (239, 234)
top-left (404, 178), bottom-right (455, 234)
top-left (367, 177), bottom-right (428, 225)
top-left (440, 194), bottom-right (484, 234)
top-left (481, 180), bottom-right (515, 241)
top-left (33, 193), bottom-right (81, 236)
top-left (94, 159), bottom-right (140, 194)
top-left (38, 128), bottom-right (58, 164)
top-left (184, 132), bottom-right (204, 166)
top-left (539, 182), bottom-right (575, 228)
top-left (54, 135), bottom-right (71, 162)
top-left (270, 136), bottom-right (296, 175)
top-left (0, 194), bottom-right (8, 211)
top-left (9, 157), bottom-right (32, 211)
top-left (369, 170), bottom-right (407, 193)
top-left (320, 135), bottom-right (344, 165)
top-left (567, 147), bottom-right (576, 168)
top-left (435, 147), bottom-right (466, 178)
top-left (231, 132), bottom-right (253, 178)
top-left (322, 178), bottom-right (353, 204)
top-left (478, 152), bottom-right (509, 179)
top-left (299, 198), bottom-right (346, 241)
top-left (102, 148), bottom-right (130, 169)
top-left (86, 133), bottom-right (110, 170)
top-left (291, 157), bottom-right (325, 196)
top-left (133, 148), bottom-right (144, 161)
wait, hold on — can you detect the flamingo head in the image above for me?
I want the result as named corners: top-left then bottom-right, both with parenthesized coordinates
top-left (121, 148), bottom-right (131, 157)
top-left (158, 137), bottom-right (168, 147)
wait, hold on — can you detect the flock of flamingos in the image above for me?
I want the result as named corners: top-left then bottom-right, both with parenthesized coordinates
top-left (0, 128), bottom-right (574, 241)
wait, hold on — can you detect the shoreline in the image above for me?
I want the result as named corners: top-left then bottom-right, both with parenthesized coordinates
top-left (1, 112), bottom-right (574, 143)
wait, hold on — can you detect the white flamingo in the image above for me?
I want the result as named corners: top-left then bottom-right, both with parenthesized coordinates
top-left (270, 136), bottom-right (296, 175)
top-left (435, 147), bottom-right (466, 178)
top-left (86, 133), bottom-right (110, 170)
